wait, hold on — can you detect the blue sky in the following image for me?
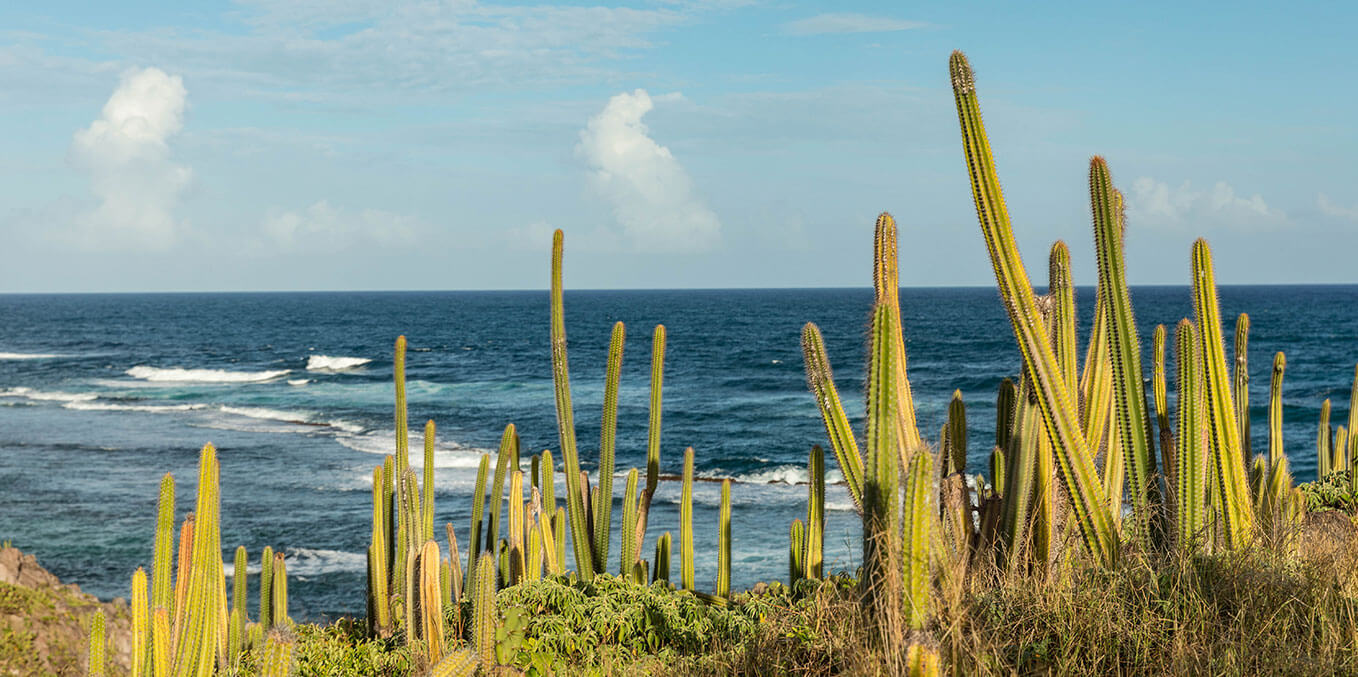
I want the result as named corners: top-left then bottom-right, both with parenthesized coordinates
top-left (0, 0), bottom-right (1354, 292)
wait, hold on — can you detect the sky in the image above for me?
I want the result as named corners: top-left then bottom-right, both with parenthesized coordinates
top-left (0, 0), bottom-right (1354, 292)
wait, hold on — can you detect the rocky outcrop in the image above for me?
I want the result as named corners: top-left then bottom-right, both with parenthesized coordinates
top-left (0, 548), bottom-right (132, 676)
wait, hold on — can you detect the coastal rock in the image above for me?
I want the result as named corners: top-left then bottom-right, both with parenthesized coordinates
top-left (0, 547), bottom-right (132, 676)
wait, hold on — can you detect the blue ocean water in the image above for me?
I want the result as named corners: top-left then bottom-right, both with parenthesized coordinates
top-left (2, 286), bottom-right (1356, 620)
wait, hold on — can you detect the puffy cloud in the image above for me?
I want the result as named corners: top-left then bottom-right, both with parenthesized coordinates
top-left (1127, 177), bottom-right (1287, 230)
top-left (260, 200), bottom-right (419, 251)
top-left (69, 67), bottom-right (190, 248)
top-left (781, 13), bottom-right (928, 36)
top-left (576, 89), bottom-right (721, 252)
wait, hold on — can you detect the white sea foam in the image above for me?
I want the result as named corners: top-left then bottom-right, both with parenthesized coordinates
top-left (126, 366), bottom-right (290, 383)
top-left (0, 352), bottom-right (64, 359)
top-left (336, 429), bottom-right (488, 468)
top-left (0, 387), bottom-right (99, 403)
top-left (66, 401), bottom-right (207, 413)
top-left (219, 405), bottom-right (316, 424)
top-left (306, 355), bottom-right (371, 371)
top-left (234, 548), bottom-right (366, 576)
top-left (707, 465), bottom-right (847, 486)
top-left (287, 379), bottom-right (312, 386)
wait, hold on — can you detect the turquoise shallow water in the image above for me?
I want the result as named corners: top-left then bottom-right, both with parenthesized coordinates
top-left (1, 286), bottom-right (1356, 620)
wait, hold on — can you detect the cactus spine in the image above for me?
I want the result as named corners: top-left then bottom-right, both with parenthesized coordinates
top-left (801, 322), bottom-right (865, 512)
top-left (423, 420), bottom-right (436, 543)
top-left (130, 568), bottom-right (147, 677)
top-left (863, 301), bottom-right (904, 627)
top-left (473, 552), bottom-right (496, 673)
top-left (1269, 353), bottom-right (1286, 469)
top-left (549, 230), bottom-right (597, 579)
top-left (903, 450), bottom-right (934, 630)
top-left (951, 51), bottom-right (1116, 565)
top-left (507, 471), bottom-right (526, 585)
top-left (621, 468), bottom-right (640, 576)
top-left (1192, 239), bottom-right (1255, 548)
top-left (259, 545), bottom-right (274, 630)
top-left (592, 321), bottom-right (624, 573)
top-left (805, 445), bottom-right (825, 580)
top-left (1234, 314), bottom-right (1252, 466)
top-left (88, 609), bottom-right (106, 676)
top-left (680, 447), bottom-right (696, 590)
top-left (717, 479), bottom-right (732, 599)
top-left (1175, 320), bottom-right (1209, 549)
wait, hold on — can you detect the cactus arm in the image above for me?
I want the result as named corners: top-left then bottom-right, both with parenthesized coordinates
top-left (989, 446), bottom-right (1006, 498)
top-left (873, 212), bottom-right (924, 454)
top-left (258, 545), bottom-right (273, 631)
top-left (801, 322), bottom-right (865, 512)
top-left (593, 321), bottom-right (624, 572)
top-left (150, 473), bottom-right (175, 626)
top-left (1049, 241), bottom-right (1078, 395)
top-left (788, 519), bottom-right (805, 586)
top-left (536, 491), bottom-right (563, 576)
top-left (420, 541), bottom-right (445, 664)
top-left (368, 466), bottom-right (389, 634)
top-left (680, 447), bottom-right (696, 590)
top-left (272, 553), bottom-right (288, 628)
top-left (539, 450), bottom-right (556, 523)
top-left (1174, 320), bottom-right (1209, 549)
top-left (429, 648), bottom-right (480, 677)
top-left (950, 51), bottom-right (1116, 565)
top-left (151, 607), bottom-right (170, 677)
top-left (1318, 399), bottom-right (1332, 478)
top-left (717, 479), bottom-right (732, 599)
top-left (1192, 240), bottom-right (1255, 547)
top-left (947, 391), bottom-right (968, 477)
top-left (1269, 353), bottom-right (1286, 469)
top-left (639, 325), bottom-right (665, 539)
top-left (486, 425), bottom-right (515, 554)
top-left (806, 445), bottom-right (825, 580)
top-left (464, 454), bottom-right (489, 601)
top-left (473, 552), bottom-right (496, 673)
top-left (1335, 426), bottom-right (1349, 474)
top-left (507, 471), bottom-right (526, 585)
top-left (862, 301), bottom-right (905, 630)
top-left (621, 468), bottom-right (639, 576)
top-left (1234, 315), bottom-right (1252, 468)
top-left (130, 568), bottom-right (147, 676)
top-left (423, 420), bottom-right (436, 543)
top-left (996, 378), bottom-right (1017, 453)
top-left (88, 609), bottom-right (106, 676)
top-left (550, 230), bottom-right (596, 579)
top-left (653, 531), bottom-right (671, 584)
top-left (902, 450), bottom-right (934, 630)
top-left (999, 401), bottom-right (1037, 565)
top-left (1154, 325), bottom-right (1174, 480)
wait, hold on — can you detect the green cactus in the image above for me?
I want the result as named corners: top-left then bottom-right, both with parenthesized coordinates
top-left (88, 609), bottom-right (105, 676)
top-left (805, 445), bottom-right (825, 580)
top-left (540, 450), bottom-right (556, 527)
top-left (420, 541), bottom-right (445, 664)
top-left (473, 552), bottom-right (496, 673)
top-left (131, 568), bottom-right (147, 677)
top-left (789, 519), bottom-right (805, 586)
top-left (863, 301), bottom-right (904, 629)
top-left (394, 336), bottom-right (411, 606)
top-left (902, 450), bottom-right (934, 630)
top-left (173, 444), bottom-right (223, 677)
top-left (718, 479), bottom-right (732, 599)
top-left (621, 468), bottom-right (640, 576)
top-left (989, 446), bottom-right (1006, 498)
top-left (150, 473), bottom-right (174, 630)
top-left (171, 515), bottom-right (193, 638)
top-left (550, 230), bottom-right (595, 579)
top-left (507, 470), bottom-right (526, 585)
top-left (151, 607), bottom-right (169, 677)
top-left (428, 648), bottom-right (479, 677)
top-left (999, 400), bottom-right (1037, 565)
top-left (680, 447), bottom-right (696, 591)
top-left (1153, 325), bottom-right (1174, 486)
top-left (1234, 314), bottom-right (1252, 466)
top-left (872, 212), bottom-right (925, 454)
top-left (446, 525), bottom-right (462, 605)
top-left (423, 420), bottom-right (436, 544)
top-left (1175, 320), bottom-right (1210, 550)
top-left (1269, 353), bottom-right (1286, 469)
top-left (383, 455), bottom-right (395, 569)
top-left (950, 50), bottom-right (1117, 565)
top-left (995, 378), bottom-right (1017, 453)
top-left (1319, 399), bottom-right (1333, 478)
top-left (945, 391), bottom-right (967, 477)
top-left (554, 506), bottom-right (567, 571)
top-left (1349, 365), bottom-right (1358, 470)
top-left (1049, 241), bottom-right (1078, 394)
top-left (259, 632), bottom-right (295, 677)
top-left (654, 531), bottom-right (672, 584)
top-left (535, 494), bottom-right (562, 577)
top-left (227, 607), bottom-right (245, 669)
top-left (639, 325), bottom-right (666, 546)
top-left (526, 514), bottom-right (543, 583)
top-left (272, 552), bottom-right (289, 628)
top-left (466, 453), bottom-right (489, 599)
top-left (369, 465), bottom-right (390, 634)
top-left (801, 322), bottom-right (864, 512)
top-left (1090, 157), bottom-right (1159, 542)
top-left (1079, 290), bottom-right (1115, 461)
top-left (486, 425), bottom-right (517, 555)
top-left (593, 321), bottom-right (624, 573)
top-left (259, 545), bottom-right (274, 630)
top-left (1192, 239), bottom-right (1255, 548)
top-left (1335, 426), bottom-right (1350, 474)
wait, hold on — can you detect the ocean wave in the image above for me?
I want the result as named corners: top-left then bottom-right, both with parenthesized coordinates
top-left (235, 548), bottom-right (366, 577)
top-left (126, 366), bottom-right (291, 383)
top-left (0, 387), bottom-right (99, 403)
top-left (306, 355), bottom-right (372, 371)
top-left (287, 379), bottom-right (312, 386)
top-left (65, 401), bottom-right (208, 413)
top-left (336, 429), bottom-right (489, 468)
top-left (0, 352), bottom-right (64, 359)
top-left (700, 464), bottom-right (847, 486)
top-left (219, 405), bottom-right (317, 425)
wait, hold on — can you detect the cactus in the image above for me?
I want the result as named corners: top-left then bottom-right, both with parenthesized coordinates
top-left (1175, 320), bottom-right (1210, 550)
top-left (130, 568), bottom-right (147, 677)
top-left (1090, 157), bottom-right (1159, 541)
top-left (1153, 325), bottom-right (1174, 487)
top-left (507, 470), bottom-right (526, 585)
top-left (1234, 314), bottom-right (1252, 466)
top-left (428, 648), bottom-right (479, 677)
top-left (172, 515), bottom-right (193, 642)
top-left (393, 336), bottom-right (411, 607)
top-left (906, 642), bottom-right (941, 677)
top-left (150, 474), bottom-right (175, 631)
top-left (1335, 426), bottom-right (1350, 475)
top-left (995, 378), bottom-right (1017, 453)
top-left (227, 608), bottom-right (245, 670)
top-left (445, 523), bottom-right (463, 605)
top-left (151, 607), bottom-right (170, 677)
top-left (272, 552), bottom-right (289, 628)
top-left (950, 51), bottom-right (1116, 565)
top-left (680, 447), bottom-right (696, 590)
top-left (1049, 242), bottom-right (1078, 394)
top-left (1192, 239), bottom-right (1255, 548)
top-left (554, 506), bottom-right (567, 571)
top-left (1269, 353), bottom-right (1286, 469)
top-left (717, 479), bottom-right (732, 599)
top-left (789, 519), bottom-right (805, 585)
top-left (999, 400), bottom-right (1037, 565)
top-left (259, 545), bottom-right (274, 630)
top-left (903, 450), bottom-right (934, 630)
top-left (473, 552), bottom-right (496, 673)
top-left (620, 468), bottom-right (640, 576)
top-left (88, 609), bottom-right (106, 676)
top-left (636, 325), bottom-right (666, 553)
top-left (989, 447), bottom-right (1006, 498)
top-left (654, 531), bottom-right (672, 584)
top-left (1319, 399), bottom-right (1333, 478)
top-left (259, 632), bottom-right (295, 677)
top-left (369, 465), bottom-right (390, 634)
top-left (1349, 365), bottom-right (1358, 471)
top-left (593, 321), bottom-right (624, 573)
top-left (550, 230), bottom-right (596, 579)
top-left (423, 420), bottom-right (436, 543)
top-left (172, 444), bottom-right (223, 677)
top-left (945, 391), bottom-right (967, 477)
top-left (805, 445), bottom-right (825, 580)
top-left (801, 322), bottom-right (865, 512)
top-left (536, 491), bottom-right (563, 576)
top-left (486, 425), bottom-right (517, 556)
top-left (420, 541), bottom-right (445, 664)
top-left (465, 454), bottom-right (489, 599)
top-left (863, 301), bottom-right (904, 629)
top-left (539, 450), bottom-right (556, 529)
top-left (873, 212), bottom-right (925, 455)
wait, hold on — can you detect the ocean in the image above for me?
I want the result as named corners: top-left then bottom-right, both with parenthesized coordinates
top-left (2, 286), bottom-right (1356, 620)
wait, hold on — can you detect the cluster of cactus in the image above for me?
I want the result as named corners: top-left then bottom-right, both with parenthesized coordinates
top-left (1315, 366), bottom-right (1358, 493)
top-left (93, 444), bottom-right (295, 676)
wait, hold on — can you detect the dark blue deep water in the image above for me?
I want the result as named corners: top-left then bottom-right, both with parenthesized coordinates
top-left (2, 286), bottom-right (1357, 620)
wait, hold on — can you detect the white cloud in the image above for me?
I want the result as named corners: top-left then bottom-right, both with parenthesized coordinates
top-left (576, 89), bottom-right (721, 252)
top-left (782, 13), bottom-right (928, 36)
top-left (1127, 177), bottom-right (1287, 231)
top-left (68, 67), bottom-right (190, 249)
top-left (260, 200), bottom-right (419, 251)
top-left (1317, 194), bottom-right (1358, 221)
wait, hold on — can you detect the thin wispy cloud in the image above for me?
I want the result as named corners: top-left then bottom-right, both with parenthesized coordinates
top-left (259, 200), bottom-right (419, 251)
top-left (1317, 194), bottom-right (1358, 221)
top-left (782, 13), bottom-right (928, 36)
top-left (1127, 177), bottom-right (1288, 231)
top-left (68, 67), bottom-right (190, 249)
top-left (577, 89), bottom-right (721, 253)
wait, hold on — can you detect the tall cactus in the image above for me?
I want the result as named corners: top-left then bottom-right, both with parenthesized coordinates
top-left (1192, 239), bottom-right (1255, 548)
top-left (131, 568), bottom-right (148, 677)
top-left (173, 444), bottom-right (223, 677)
top-left (902, 450), bottom-right (934, 630)
top-left (507, 471), bottom-right (526, 585)
top-left (873, 212), bottom-right (924, 455)
top-left (863, 301), bottom-right (904, 629)
top-left (1269, 353), bottom-right (1286, 469)
top-left (150, 474), bottom-right (175, 629)
top-left (944, 391), bottom-right (967, 477)
top-left (465, 454), bottom-right (489, 599)
top-left (486, 425), bottom-right (517, 556)
top-left (950, 50), bottom-right (1116, 565)
top-left (423, 420), bottom-right (436, 543)
top-left (805, 445), bottom-right (825, 580)
top-left (88, 609), bottom-right (106, 676)
top-left (1174, 320), bottom-right (1209, 549)
top-left (680, 447), bottom-right (695, 591)
top-left (620, 468), bottom-right (640, 576)
top-left (272, 552), bottom-right (289, 628)
top-left (1348, 365), bottom-right (1358, 472)
top-left (801, 322), bottom-right (864, 512)
top-left (593, 321), bottom-right (624, 573)
top-left (1153, 325), bottom-right (1174, 486)
top-left (637, 325), bottom-right (666, 551)
top-left (473, 553), bottom-right (496, 673)
top-left (717, 479), bottom-right (732, 600)
top-left (1234, 314), bottom-right (1252, 466)
top-left (1319, 399), bottom-right (1333, 478)
top-left (259, 545), bottom-right (274, 630)
top-left (369, 465), bottom-right (390, 635)
top-left (549, 230), bottom-right (595, 579)
top-left (393, 336), bottom-right (411, 603)
top-left (419, 541), bottom-right (445, 664)
top-left (653, 531), bottom-right (671, 584)
top-left (789, 519), bottom-right (805, 585)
